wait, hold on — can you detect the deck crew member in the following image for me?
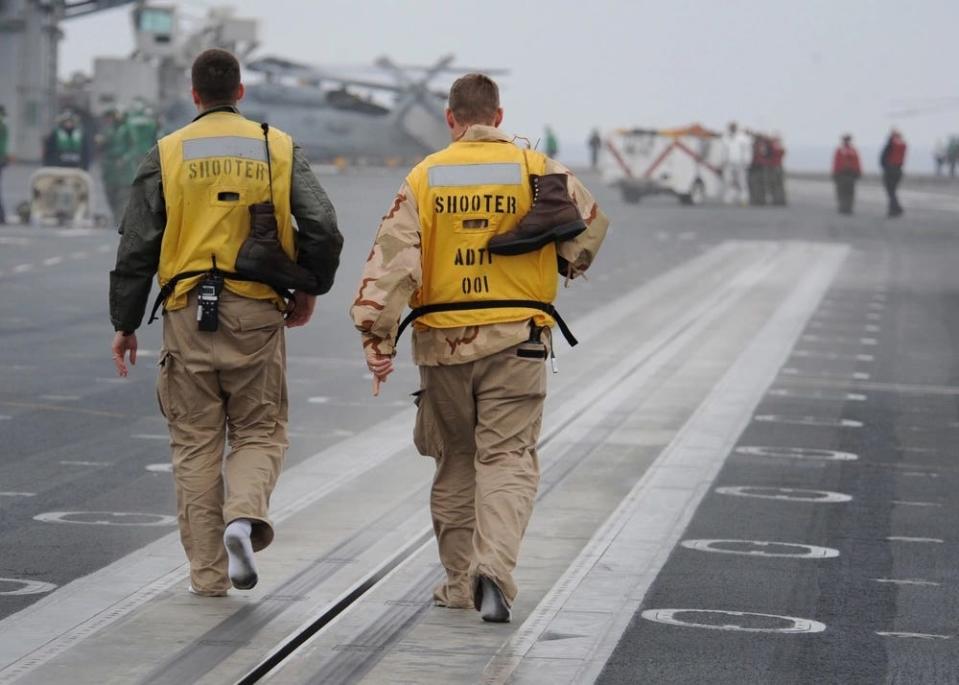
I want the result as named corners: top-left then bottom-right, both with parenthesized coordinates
top-left (832, 133), bottom-right (862, 215)
top-left (350, 73), bottom-right (609, 623)
top-left (880, 129), bottom-right (907, 218)
top-left (109, 48), bottom-right (343, 596)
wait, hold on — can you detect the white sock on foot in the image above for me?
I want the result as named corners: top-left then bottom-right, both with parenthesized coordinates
top-left (224, 519), bottom-right (258, 590)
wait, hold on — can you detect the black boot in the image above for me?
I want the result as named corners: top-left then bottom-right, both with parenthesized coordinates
top-left (487, 174), bottom-right (586, 256)
top-left (235, 202), bottom-right (318, 293)
top-left (474, 575), bottom-right (511, 623)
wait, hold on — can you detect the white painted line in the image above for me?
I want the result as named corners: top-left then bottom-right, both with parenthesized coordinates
top-left (681, 539), bottom-right (839, 559)
top-left (887, 537), bottom-right (944, 544)
top-left (640, 609), bottom-right (826, 634)
top-left (873, 578), bottom-right (940, 587)
top-left (145, 463), bottom-right (172, 473)
top-left (482, 244), bottom-right (848, 684)
top-left (753, 415), bottom-right (864, 428)
top-left (903, 472), bottom-right (939, 478)
top-left (790, 350), bottom-right (874, 362)
top-left (735, 446), bottom-right (858, 462)
top-left (892, 500), bottom-right (943, 508)
top-left (12, 264), bottom-right (33, 273)
top-left (877, 632), bottom-right (952, 640)
top-left (307, 396), bottom-right (330, 404)
top-left (781, 368), bottom-right (870, 381)
top-left (42, 256), bottom-right (63, 266)
top-left (33, 512), bottom-right (176, 527)
top-left (94, 377), bottom-right (127, 385)
top-left (716, 486), bottom-right (852, 503)
top-left (131, 434), bottom-right (168, 441)
top-left (58, 461), bottom-right (110, 467)
top-left (0, 579), bottom-right (57, 597)
top-left (0, 492), bottom-right (35, 498)
top-left (767, 389), bottom-right (866, 402)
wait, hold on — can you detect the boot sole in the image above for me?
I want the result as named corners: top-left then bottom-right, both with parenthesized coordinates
top-left (224, 534), bottom-right (258, 590)
top-left (475, 576), bottom-right (511, 623)
top-left (488, 220), bottom-right (587, 256)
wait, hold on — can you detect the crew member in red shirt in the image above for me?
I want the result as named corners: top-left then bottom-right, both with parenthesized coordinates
top-left (880, 129), bottom-right (907, 217)
top-left (767, 134), bottom-right (787, 206)
top-left (832, 134), bottom-right (861, 215)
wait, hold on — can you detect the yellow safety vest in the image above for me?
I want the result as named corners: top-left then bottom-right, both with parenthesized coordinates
top-left (407, 140), bottom-right (556, 330)
top-left (157, 111), bottom-right (295, 311)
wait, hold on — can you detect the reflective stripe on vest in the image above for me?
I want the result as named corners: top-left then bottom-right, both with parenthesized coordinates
top-left (156, 112), bottom-right (295, 312)
top-left (407, 141), bottom-right (556, 330)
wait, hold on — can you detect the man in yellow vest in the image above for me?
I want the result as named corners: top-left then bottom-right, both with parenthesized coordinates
top-left (350, 74), bottom-right (608, 622)
top-left (109, 49), bottom-right (343, 596)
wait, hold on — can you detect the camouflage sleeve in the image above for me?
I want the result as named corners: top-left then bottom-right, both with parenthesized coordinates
top-left (545, 158), bottom-right (610, 277)
top-left (349, 180), bottom-right (422, 357)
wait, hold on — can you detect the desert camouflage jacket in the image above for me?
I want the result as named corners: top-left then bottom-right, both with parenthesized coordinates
top-left (350, 125), bottom-right (609, 366)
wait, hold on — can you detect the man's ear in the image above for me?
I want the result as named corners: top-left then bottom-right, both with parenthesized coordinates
top-left (445, 108), bottom-right (456, 130)
top-left (493, 107), bottom-right (503, 127)
top-left (236, 83), bottom-right (245, 102)
top-left (191, 88), bottom-right (202, 107)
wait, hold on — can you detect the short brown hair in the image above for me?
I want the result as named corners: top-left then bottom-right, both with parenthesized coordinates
top-left (191, 48), bottom-right (241, 105)
top-left (448, 73), bottom-right (500, 124)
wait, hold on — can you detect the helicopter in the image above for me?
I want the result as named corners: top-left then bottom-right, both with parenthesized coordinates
top-left (231, 54), bottom-right (507, 163)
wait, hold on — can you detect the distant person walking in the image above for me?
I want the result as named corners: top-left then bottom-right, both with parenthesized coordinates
top-left (748, 135), bottom-right (770, 206)
top-left (588, 128), bottom-right (602, 169)
top-left (948, 136), bottom-right (959, 177)
top-left (0, 105), bottom-right (7, 224)
top-left (721, 122), bottom-right (750, 206)
top-left (767, 134), bottom-right (787, 206)
top-left (544, 125), bottom-right (558, 158)
top-left (832, 134), bottom-right (861, 215)
top-left (879, 129), bottom-right (907, 218)
top-left (934, 139), bottom-right (946, 176)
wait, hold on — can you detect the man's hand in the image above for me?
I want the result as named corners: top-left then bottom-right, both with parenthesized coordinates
top-left (285, 290), bottom-right (316, 328)
top-left (112, 331), bottom-right (137, 377)
top-left (365, 349), bottom-right (395, 397)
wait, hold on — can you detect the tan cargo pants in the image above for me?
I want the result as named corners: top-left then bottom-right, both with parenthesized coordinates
top-left (158, 289), bottom-right (288, 595)
top-left (414, 341), bottom-right (547, 609)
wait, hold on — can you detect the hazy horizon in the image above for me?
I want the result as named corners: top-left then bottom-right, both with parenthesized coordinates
top-left (58, 0), bottom-right (957, 172)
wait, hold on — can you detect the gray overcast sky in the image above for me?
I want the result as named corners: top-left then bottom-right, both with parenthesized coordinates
top-left (60, 0), bottom-right (957, 170)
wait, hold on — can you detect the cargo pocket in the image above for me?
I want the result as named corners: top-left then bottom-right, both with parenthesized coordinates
top-left (412, 388), bottom-right (437, 457)
top-left (155, 351), bottom-right (172, 420)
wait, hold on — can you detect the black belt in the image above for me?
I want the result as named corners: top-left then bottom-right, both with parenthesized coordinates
top-left (148, 269), bottom-right (292, 324)
top-left (395, 300), bottom-right (578, 347)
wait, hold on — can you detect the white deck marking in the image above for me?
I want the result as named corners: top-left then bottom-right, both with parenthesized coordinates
top-left (886, 537), bottom-right (944, 544)
top-left (735, 446), bottom-right (858, 462)
top-left (42, 257), bottom-right (63, 266)
top-left (12, 264), bottom-right (33, 273)
top-left (0, 492), bottom-right (36, 498)
top-left (753, 414), bottom-right (864, 428)
top-left (145, 463), bottom-right (173, 473)
top-left (767, 388), bottom-right (866, 401)
top-left (131, 434), bottom-right (168, 440)
top-left (892, 500), bottom-right (943, 508)
top-left (33, 512), bottom-right (176, 526)
top-left (0, 580), bottom-right (57, 597)
top-left (680, 539), bottom-right (839, 559)
top-left (640, 609), bottom-right (826, 634)
top-left (873, 578), bottom-right (941, 587)
top-left (716, 486), bottom-right (853, 503)
top-left (877, 632), bottom-right (952, 640)
top-left (58, 461), bottom-right (110, 467)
